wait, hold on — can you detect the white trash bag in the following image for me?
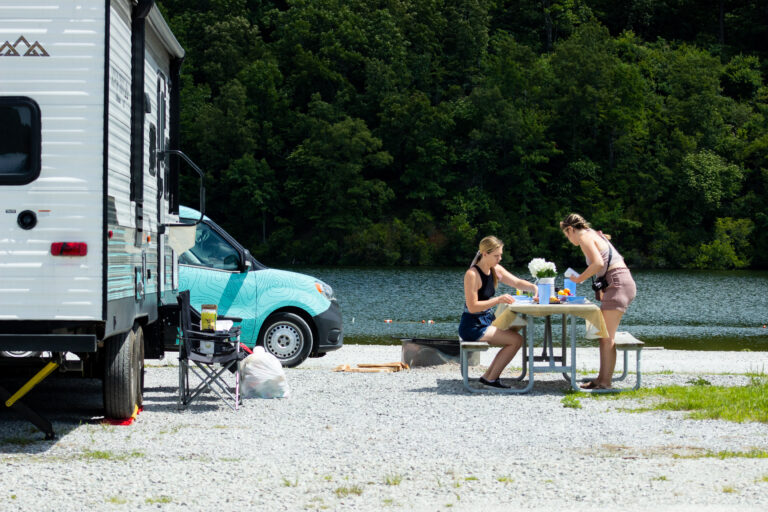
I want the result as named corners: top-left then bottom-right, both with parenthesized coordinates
top-left (239, 346), bottom-right (290, 399)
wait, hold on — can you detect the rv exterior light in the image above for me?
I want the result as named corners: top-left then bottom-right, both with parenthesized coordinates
top-left (51, 242), bottom-right (88, 256)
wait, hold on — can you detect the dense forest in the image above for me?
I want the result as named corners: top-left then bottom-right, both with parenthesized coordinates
top-left (157, 0), bottom-right (768, 269)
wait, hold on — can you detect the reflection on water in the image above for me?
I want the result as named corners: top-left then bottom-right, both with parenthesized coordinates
top-left (293, 267), bottom-right (768, 351)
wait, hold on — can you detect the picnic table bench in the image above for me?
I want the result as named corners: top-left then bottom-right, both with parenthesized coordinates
top-left (460, 330), bottom-right (644, 393)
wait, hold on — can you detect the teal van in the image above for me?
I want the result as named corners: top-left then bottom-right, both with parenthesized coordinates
top-left (177, 206), bottom-right (343, 367)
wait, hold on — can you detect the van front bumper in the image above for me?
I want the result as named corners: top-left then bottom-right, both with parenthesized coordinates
top-left (312, 300), bottom-right (343, 354)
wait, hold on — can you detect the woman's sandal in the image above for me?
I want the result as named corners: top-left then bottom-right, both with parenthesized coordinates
top-left (581, 380), bottom-right (611, 390)
top-left (479, 376), bottom-right (511, 389)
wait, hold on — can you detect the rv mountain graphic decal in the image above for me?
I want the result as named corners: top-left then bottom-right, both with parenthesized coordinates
top-left (0, 36), bottom-right (49, 57)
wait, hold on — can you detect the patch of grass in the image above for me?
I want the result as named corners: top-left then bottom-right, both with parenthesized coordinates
top-left (322, 475), bottom-right (333, 482)
top-left (686, 376), bottom-right (711, 386)
top-left (673, 449), bottom-right (768, 460)
top-left (1, 436), bottom-right (36, 446)
top-left (497, 475), bottom-right (514, 483)
top-left (722, 486), bottom-right (737, 493)
top-left (81, 450), bottom-right (144, 461)
top-left (561, 394), bottom-right (582, 409)
top-left (145, 496), bottom-right (172, 504)
top-left (107, 496), bottom-right (126, 504)
top-left (651, 475), bottom-right (668, 481)
top-left (384, 474), bottom-right (402, 486)
top-left (334, 485), bottom-right (363, 498)
top-left (282, 477), bottom-right (298, 487)
top-left (464, 476), bottom-right (478, 481)
top-left (602, 377), bottom-right (768, 423)
top-left (382, 498), bottom-right (396, 506)
top-left (304, 496), bottom-right (327, 510)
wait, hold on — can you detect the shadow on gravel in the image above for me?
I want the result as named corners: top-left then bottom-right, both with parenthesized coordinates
top-left (142, 385), bottom-right (224, 413)
top-left (408, 378), bottom-right (577, 396)
top-left (1, 378), bottom-right (230, 451)
top-left (1, 376), bottom-right (103, 451)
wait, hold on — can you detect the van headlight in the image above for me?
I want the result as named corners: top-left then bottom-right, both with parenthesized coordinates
top-left (315, 281), bottom-right (336, 301)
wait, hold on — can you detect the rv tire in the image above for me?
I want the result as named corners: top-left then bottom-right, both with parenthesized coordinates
top-left (134, 326), bottom-right (145, 408)
top-left (103, 328), bottom-right (138, 419)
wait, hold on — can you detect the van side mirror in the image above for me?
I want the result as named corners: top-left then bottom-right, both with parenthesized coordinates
top-left (242, 249), bottom-right (253, 272)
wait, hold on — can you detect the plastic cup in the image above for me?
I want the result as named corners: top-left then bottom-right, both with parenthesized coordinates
top-left (537, 284), bottom-right (551, 304)
top-left (564, 278), bottom-right (576, 296)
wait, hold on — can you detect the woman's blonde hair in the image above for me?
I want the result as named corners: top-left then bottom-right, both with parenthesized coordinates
top-left (560, 213), bottom-right (590, 231)
top-left (560, 213), bottom-right (611, 239)
top-left (470, 235), bottom-right (503, 286)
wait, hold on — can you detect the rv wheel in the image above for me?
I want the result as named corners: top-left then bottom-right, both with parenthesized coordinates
top-left (259, 312), bottom-right (313, 368)
top-left (134, 326), bottom-right (145, 408)
top-left (103, 328), bottom-right (138, 419)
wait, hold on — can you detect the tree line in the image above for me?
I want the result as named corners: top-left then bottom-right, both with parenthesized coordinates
top-left (158, 0), bottom-right (768, 269)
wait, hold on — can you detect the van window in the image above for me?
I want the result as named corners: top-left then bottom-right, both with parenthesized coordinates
top-left (0, 97), bottom-right (41, 185)
top-left (179, 222), bottom-right (240, 271)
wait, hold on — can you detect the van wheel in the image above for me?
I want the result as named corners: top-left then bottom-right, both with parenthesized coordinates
top-left (259, 313), bottom-right (313, 368)
top-left (103, 328), bottom-right (139, 419)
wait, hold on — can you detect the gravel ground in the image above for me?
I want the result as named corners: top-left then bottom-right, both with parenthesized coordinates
top-left (1, 345), bottom-right (768, 512)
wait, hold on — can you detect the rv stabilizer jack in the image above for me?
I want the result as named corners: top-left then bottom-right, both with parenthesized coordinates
top-left (1, 361), bottom-right (60, 440)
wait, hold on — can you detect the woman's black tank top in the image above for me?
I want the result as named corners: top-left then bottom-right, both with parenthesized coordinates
top-left (474, 265), bottom-right (496, 301)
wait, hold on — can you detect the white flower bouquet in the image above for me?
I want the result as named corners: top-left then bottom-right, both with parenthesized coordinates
top-left (528, 258), bottom-right (557, 279)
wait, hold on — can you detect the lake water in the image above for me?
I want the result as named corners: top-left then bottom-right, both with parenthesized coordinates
top-left (295, 267), bottom-right (768, 351)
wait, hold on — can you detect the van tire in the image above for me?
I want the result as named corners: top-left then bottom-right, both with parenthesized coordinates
top-left (103, 328), bottom-right (138, 419)
top-left (259, 312), bottom-right (313, 368)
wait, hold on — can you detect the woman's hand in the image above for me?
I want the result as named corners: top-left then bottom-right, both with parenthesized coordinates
top-left (496, 294), bottom-right (515, 305)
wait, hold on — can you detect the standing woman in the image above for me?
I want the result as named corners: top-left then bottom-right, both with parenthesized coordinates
top-left (560, 214), bottom-right (637, 389)
top-left (458, 236), bottom-right (538, 388)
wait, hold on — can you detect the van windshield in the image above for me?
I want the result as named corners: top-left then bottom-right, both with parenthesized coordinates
top-left (179, 222), bottom-right (240, 271)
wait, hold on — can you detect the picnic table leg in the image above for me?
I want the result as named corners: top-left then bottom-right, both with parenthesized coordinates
top-left (634, 349), bottom-right (642, 390)
top-left (508, 325), bottom-right (528, 382)
top-left (561, 313), bottom-right (570, 382)
top-left (570, 314), bottom-right (579, 391)
top-left (613, 349), bottom-right (630, 382)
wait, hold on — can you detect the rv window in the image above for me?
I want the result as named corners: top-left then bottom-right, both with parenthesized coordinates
top-left (0, 97), bottom-right (41, 185)
top-left (178, 222), bottom-right (240, 271)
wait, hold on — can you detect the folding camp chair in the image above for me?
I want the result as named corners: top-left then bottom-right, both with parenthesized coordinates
top-left (177, 290), bottom-right (244, 411)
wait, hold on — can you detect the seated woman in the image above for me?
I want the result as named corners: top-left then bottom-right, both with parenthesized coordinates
top-left (560, 213), bottom-right (637, 389)
top-left (458, 236), bottom-right (538, 388)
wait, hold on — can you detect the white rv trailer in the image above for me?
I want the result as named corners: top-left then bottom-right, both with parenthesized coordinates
top-left (0, 0), bottom-right (203, 433)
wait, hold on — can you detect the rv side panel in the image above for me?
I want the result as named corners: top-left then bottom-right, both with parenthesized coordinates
top-left (0, 1), bottom-right (105, 321)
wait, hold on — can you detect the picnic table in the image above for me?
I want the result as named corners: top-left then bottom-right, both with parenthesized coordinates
top-left (460, 299), bottom-right (609, 394)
